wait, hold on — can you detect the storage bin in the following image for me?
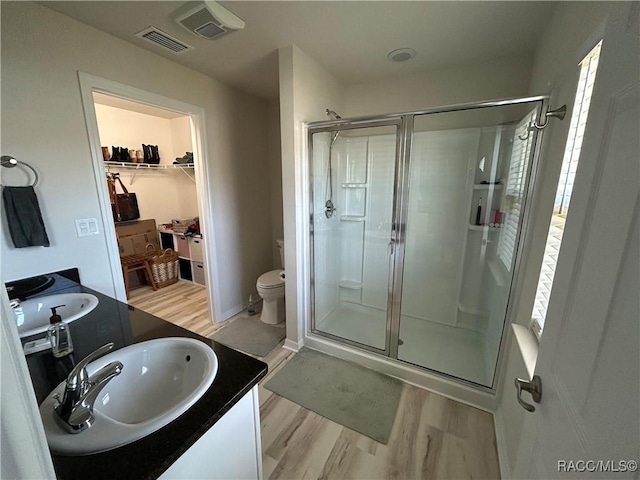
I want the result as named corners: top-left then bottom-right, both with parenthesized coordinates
top-left (189, 237), bottom-right (204, 263)
top-left (176, 235), bottom-right (190, 258)
top-left (172, 217), bottom-right (198, 234)
top-left (192, 261), bottom-right (206, 285)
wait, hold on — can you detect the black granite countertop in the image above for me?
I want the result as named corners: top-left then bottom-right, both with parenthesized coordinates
top-left (22, 282), bottom-right (268, 480)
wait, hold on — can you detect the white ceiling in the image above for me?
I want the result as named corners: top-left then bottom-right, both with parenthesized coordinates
top-left (43, 1), bottom-right (558, 100)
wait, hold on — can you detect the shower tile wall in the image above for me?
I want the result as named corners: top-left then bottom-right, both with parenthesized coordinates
top-left (400, 129), bottom-right (479, 326)
top-left (320, 129), bottom-right (502, 332)
top-left (361, 136), bottom-right (396, 311)
top-left (338, 138), bottom-right (368, 305)
top-left (312, 133), bottom-right (340, 323)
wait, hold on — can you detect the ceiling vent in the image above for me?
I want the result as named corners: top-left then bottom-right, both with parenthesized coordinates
top-left (174, 1), bottom-right (245, 40)
top-left (135, 26), bottom-right (193, 54)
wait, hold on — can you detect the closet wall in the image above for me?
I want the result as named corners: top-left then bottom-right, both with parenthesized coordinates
top-left (95, 103), bottom-right (198, 225)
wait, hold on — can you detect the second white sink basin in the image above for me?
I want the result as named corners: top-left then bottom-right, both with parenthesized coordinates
top-left (39, 337), bottom-right (218, 455)
top-left (16, 293), bottom-right (99, 338)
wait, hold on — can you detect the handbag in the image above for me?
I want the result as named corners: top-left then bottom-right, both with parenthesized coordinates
top-left (107, 173), bottom-right (140, 222)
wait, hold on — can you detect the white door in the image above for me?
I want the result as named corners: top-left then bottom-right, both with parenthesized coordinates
top-left (513, 3), bottom-right (639, 478)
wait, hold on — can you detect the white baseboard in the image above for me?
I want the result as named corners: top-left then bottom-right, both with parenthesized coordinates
top-left (494, 408), bottom-right (510, 479)
top-left (283, 338), bottom-right (303, 352)
top-left (219, 302), bottom-right (244, 322)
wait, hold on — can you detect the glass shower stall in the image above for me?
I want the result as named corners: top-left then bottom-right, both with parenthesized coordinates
top-left (308, 97), bottom-right (545, 388)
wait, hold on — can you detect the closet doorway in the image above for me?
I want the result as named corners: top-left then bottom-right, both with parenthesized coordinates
top-left (79, 73), bottom-right (221, 334)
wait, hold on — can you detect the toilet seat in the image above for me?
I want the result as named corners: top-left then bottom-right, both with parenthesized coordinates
top-left (257, 270), bottom-right (285, 289)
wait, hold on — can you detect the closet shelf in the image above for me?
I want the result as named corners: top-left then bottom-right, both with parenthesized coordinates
top-left (104, 161), bottom-right (195, 184)
top-left (104, 161), bottom-right (194, 170)
top-left (473, 184), bottom-right (503, 190)
top-left (338, 281), bottom-right (362, 290)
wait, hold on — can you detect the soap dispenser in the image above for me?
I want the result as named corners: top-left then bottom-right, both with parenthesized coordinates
top-left (47, 305), bottom-right (74, 358)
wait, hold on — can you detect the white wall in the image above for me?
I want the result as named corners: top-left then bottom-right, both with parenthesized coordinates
top-left (494, 3), bottom-right (616, 478)
top-left (344, 55), bottom-right (534, 117)
top-left (96, 104), bottom-right (185, 164)
top-left (0, 2), bottom-right (272, 319)
top-left (170, 117), bottom-right (193, 161)
top-left (267, 100), bottom-right (284, 269)
top-left (279, 44), bottom-right (345, 349)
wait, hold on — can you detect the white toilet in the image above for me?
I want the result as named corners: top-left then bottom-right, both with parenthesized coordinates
top-left (256, 240), bottom-right (285, 324)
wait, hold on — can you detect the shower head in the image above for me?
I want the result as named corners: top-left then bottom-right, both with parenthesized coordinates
top-left (326, 109), bottom-right (341, 147)
top-left (330, 131), bottom-right (340, 147)
top-left (326, 109), bottom-right (341, 120)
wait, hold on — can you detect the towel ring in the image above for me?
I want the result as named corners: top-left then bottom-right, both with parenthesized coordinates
top-left (1, 155), bottom-right (39, 187)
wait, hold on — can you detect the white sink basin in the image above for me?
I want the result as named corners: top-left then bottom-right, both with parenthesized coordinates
top-left (15, 293), bottom-right (99, 338)
top-left (39, 337), bottom-right (218, 455)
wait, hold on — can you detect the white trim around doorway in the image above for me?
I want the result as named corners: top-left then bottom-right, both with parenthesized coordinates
top-left (77, 72), bottom-right (223, 322)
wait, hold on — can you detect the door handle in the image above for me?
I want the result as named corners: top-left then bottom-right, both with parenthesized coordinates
top-left (514, 375), bottom-right (542, 413)
top-left (388, 240), bottom-right (395, 255)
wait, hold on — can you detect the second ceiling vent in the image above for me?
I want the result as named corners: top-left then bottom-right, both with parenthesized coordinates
top-left (174, 1), bottom-right (245, 40)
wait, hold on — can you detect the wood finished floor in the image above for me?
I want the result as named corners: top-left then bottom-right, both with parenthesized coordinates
top-left (127, 280), bottom-right (219, 337)
top-left (128, 282), bottom-right (501, 480)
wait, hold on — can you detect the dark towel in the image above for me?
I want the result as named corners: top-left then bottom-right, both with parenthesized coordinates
top-left (2, 186), bottom-right (50, 248)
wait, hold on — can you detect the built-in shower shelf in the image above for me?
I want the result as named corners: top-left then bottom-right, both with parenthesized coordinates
top-left (338, 281), bottom-right (362, 290)
top-left (341, 183), bottom-right (368, 188)
top-left (340, 215), bottom-right (365, 222)
top-left (467, 224), bottom-right (502, 231)
top-left (473, 184), bottom-right (503, 190)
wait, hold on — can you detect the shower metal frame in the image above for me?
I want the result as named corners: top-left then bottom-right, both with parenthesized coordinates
top-left (307, 95), bottom-right (549, 391)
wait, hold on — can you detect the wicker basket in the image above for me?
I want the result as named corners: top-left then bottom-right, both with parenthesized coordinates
top-left (148, 249), bottom-right (179, 288)
top-left (172, 217), bottom-right (198, 234)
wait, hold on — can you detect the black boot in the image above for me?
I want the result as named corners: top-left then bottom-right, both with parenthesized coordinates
top-left (151, 145), bottom-right (160, 164)
top-left (111, 146), bottom-right (120, 162)
top-left (142, 144), bottom-right (151, 163)
top-left (121, 147), bottom-right (131, 162)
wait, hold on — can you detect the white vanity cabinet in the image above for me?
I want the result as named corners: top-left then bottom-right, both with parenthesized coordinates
top-left (159, 386), bottom-right (263, 479)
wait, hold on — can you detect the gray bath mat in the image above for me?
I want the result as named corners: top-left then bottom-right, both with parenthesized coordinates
top-left (264, 348), bottom-right (402, 444)
top-left (211, 316), bottom-right (285, 357)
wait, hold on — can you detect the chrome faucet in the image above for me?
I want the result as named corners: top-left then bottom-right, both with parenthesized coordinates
top-left (54, 342), bottom-right (123, 434)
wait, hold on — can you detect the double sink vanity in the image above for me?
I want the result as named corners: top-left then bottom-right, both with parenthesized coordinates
top-left (10, 269), bottom-right (268, 479)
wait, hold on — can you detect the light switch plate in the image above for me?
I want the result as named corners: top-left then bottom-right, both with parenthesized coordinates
top-left (75, 218), bottom-right (100, 237)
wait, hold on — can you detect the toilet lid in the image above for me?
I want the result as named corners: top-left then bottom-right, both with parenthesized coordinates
top-left (257, 270), bottom-right (285, 288)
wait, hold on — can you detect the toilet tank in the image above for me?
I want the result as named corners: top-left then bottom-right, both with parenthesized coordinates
top-left (276, 239), bottom-right (284, 269)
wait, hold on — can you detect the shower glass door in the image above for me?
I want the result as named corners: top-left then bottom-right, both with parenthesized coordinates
top-left (396, 101), bottom-right (542, 387)
top-left (310, 121), bottom-right (402, 352)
